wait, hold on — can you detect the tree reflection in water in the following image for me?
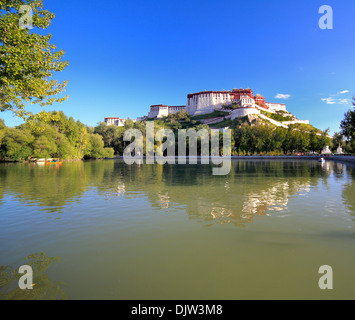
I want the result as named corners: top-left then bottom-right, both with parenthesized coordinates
top-left (0, 253), bottom-right (65, 300)
top-left (343, 164), bottom-right (355, 222)
top-left (0, 160), bottom-right (354, 227)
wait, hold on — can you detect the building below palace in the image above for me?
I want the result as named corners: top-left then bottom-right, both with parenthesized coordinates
top-left (105, 117), bottom-right (126, 126)
top-left (148, 105), bottom-right (186, 119)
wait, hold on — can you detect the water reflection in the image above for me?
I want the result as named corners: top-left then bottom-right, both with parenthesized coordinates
top-left (91, 160), bottom-right (339, 226)
top-left (1, 160), bottom-right (354, 227)
top-left (343, 164), bottom-right (355, 216)
top-left (0, 253), bottom-right (65, 300)
top-left (0, 162), bottom-right (88, 213)
top-left (1, 160), bottom-right (355, 300)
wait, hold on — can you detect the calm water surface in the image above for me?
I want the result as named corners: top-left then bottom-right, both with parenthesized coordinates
top-left (1, 160), bottom-right (355, 300)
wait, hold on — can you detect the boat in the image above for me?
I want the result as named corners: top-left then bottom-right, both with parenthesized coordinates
top-left (318, 157), bottom-right (325, 163)
top-left (46, 159), bottom-right (62, 165)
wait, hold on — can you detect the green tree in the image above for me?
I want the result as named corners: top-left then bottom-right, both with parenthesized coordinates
top-left (0, 126), bottom-right (34, 160)
top-left (0, 0), bottom-right (68, 117)
top-left (309, 130), bottom-right (319, 153)
top-left (24, 111), bottom-right (90, 159)
top-left (340, 97), bottom-right (355, 152)
top-left (0, 118), bottom-right (5, 146)
top-left (124, 119), bottom-right (135, 130)
top-left (94, 122), bottom-right (116, 147)
top-left (32, 135), bottom-right (57, 158)
top-left (332, 132), bottom-right (345, 151)
top-left (55, 133), bottom-right (75, 159)
top-left (292, 129), bottom-right (310, 153)
top-left (273, 127), bottom-right (286, 153)
top-left (86, 133), bottom-right (108, 159)
top-left (282, 126), bottom-right (294, 153)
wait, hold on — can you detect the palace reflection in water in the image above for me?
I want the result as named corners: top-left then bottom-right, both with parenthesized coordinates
top-left (0, 160), bottom-right (353, 226)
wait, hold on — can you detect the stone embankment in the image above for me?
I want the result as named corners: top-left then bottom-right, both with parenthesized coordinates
top-left (230, 155), bottom-right (355, 163)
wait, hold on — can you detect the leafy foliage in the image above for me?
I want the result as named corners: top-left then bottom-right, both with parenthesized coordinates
top-left (190, 110), bottom-right (229, 121)
top-left (231, 119), bottom-right (331, 154)
top-left (223, 103), bottom-right (241, 110)
top-left (0, 0), bottom-right (68, 117)
top-left (340, 97), bottom-right (355, 153)
top-left (0, 111), bottom-right (113, 160)
top-left (260, 110), bottom-right (294, 122)
top-left (0, 108), bottom-right (336, 161)
top-left (94, 113), bottom-right (332, 156)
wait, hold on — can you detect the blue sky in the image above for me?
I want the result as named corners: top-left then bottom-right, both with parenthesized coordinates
top-left (2, 0), bottom-right (355, 133)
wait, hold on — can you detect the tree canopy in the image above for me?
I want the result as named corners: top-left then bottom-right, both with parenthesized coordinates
top-left (340, 98), bottom-right (355, 140)
top-left (0, 0), bottom-right (68, 117)
top-left (0, 111), bottom-right (114, 160)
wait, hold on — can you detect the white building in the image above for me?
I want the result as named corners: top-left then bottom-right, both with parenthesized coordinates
top-left (145, 88), bottom-right (292, 119)
top-left (239, 95), bottom-right (255, 107)
top-left (186, 91), bottom-right (232, 116)
top-left (186, 88), bottom-right (288, 116)
top-left (148, 105), bottom-right (186, 119)
top-left (105, 117), bottom-right (126, 126)
top-left (265, 102), bottom-right (287, 112)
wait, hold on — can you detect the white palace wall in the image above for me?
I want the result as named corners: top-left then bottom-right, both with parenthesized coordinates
top-left (186, 92), bottom-right (232, 115)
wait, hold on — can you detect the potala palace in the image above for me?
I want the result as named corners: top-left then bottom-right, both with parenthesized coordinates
top-left (105, 88), bottom-right (309, 127)
top-left (186, 88), bottom-right (287, 115)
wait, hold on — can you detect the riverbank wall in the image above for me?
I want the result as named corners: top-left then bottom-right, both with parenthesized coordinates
top-left (112, 155), bottom-right (355, 163)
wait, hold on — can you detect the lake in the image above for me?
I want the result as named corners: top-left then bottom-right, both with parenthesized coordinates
top-left (1, 159), bottom-right (355, 300)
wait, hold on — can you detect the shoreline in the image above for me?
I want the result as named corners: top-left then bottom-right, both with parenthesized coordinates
top-left (2, 155), bottom-right (355, 164)
top-left (111, 155), bottom-right (355, 163)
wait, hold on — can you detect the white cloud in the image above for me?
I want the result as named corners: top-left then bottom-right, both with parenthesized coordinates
top-left (275, 94), bottom-right (291, 100)
top-left (338, 99), bottom-right (350, 104)
top-left (321, 89), bottom-right (352, 105)
top-left (321, 97), bottom-right (350, 105)
top-left (321, 97), bottom-right (336, 105)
